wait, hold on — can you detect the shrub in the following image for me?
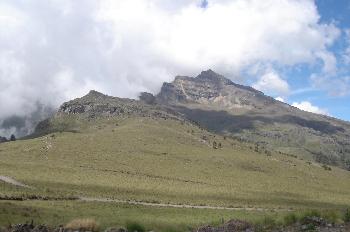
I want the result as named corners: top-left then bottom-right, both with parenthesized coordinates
top-left (262, 216), bottom-right (276, 229)
top-left (126, 222), bottom-right (145, 232)
top-left (344, 209), bottom-right (350, 223)
top-left (284, 213), bottom-right (298, 225)
top-left (301, 210), bottom-right (321, 219)
top-left (10, 134), bottom-right (16, 141)
top-left (323, 211), bottom-right (340, 224)
top-left (304, 223), bottom-right (316, 231)
top-left (322, 164), bottom-right (332, 171)
top-left (65, 218), bottom-right (98, 231)
top-left (265, 150), bottom-right (272, 156)
top-left (299, 210), bottom-right (322, 226)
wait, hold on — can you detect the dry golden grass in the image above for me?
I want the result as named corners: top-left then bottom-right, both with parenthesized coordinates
top-left (65, 218), bottom-right (98, 231)
top-left (1, 116), bottom-right (350, 210)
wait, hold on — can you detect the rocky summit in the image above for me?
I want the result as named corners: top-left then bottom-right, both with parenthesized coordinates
top-left (58, 90), bottom-right (147, 117)
top-left (150, 70), bottom-right (350, 170)
top-left (157, 69), bottom-right (266, 109)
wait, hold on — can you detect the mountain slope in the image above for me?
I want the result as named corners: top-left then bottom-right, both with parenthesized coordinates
top-left (155, 70), bottom-right (350, 170)
top-left (2, 79), bottom-right (350, 211)
top-left (32, 70), bottom-right (350, 170)
top-left (2, 107), bottom-right (350, 210)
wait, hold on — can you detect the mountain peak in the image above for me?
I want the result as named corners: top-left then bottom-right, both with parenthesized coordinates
top-left (156, 70), bottom-right (266, 106)
top-left (196, 69), bottom-right (232, 84)
top-left (86, 90), bottom-right (106, 97)
top-left (79, 90), bottom-right (110, 102)
top-left (197, 69), bottom-right (218, 78)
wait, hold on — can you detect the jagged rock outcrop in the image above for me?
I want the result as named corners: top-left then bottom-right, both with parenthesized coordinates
top-left (157, 69), bottom-right (275, 111)
top-left (139, 92), bottom-right (156, 105)
top-left (58, 90), bottom-right (148, 117)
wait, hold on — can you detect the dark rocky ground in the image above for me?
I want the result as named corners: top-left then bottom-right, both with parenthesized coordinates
top-left (2, 217), bottom-right (349, 232)
top-left (196, 217), bottom-right (350, 232)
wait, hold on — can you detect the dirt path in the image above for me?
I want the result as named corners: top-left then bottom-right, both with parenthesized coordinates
top-left (79, 197), bottom-right (291, 212)
top-left (0, 176), bottom-right (33, 188)
top-left (0, 175), bottom-right (289, 212)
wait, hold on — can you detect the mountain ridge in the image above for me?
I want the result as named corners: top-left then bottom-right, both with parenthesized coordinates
top-left (33, 70), bottom-right (350, 170)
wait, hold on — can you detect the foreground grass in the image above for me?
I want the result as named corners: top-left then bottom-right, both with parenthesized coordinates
top-left (1, 200), bottom-right (349, 232)
top-left (1, 116), bottom-right (350, 210)
top-left (0, 200), bottom-right (275, 231)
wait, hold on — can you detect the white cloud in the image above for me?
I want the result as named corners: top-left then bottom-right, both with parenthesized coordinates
top-left (309, 28), bottom-right (350, 97)
top-left (292, 101), bottom-right (328, 115)
top-left (275, 97), bottom-right (285, 102)
top-left (253, 70), bottom-right (290, 96)
top-left (0, 0), bottom-right (341, 125)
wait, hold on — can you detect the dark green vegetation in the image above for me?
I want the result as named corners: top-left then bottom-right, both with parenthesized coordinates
top-left (1, 70), bottom-right (350, 231)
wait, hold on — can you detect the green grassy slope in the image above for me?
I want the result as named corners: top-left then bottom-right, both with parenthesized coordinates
top-left (1, 115), bottom-right (350, 210)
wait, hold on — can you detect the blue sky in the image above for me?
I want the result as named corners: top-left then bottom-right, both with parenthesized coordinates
top-left (241, 0), bottom-right (350, 121)
top-left (316, 0), bottom-right (350, 121)
top-left (283, 0), bottom-right (350, 120)
top-left (0, 0), bottom-right (350, 126)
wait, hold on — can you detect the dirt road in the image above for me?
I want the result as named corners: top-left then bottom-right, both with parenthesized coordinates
top-left (79, 196), bottom-right (291, 212)
top-left (0, 176), bottom-right (33, 188)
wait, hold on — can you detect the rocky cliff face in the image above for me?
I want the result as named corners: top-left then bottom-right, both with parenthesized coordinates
top-left (57, 90), bottom-right (185, 120)
top-left (156, 69), bottom-right (288, 113)
top-left (58, 90), bottom-right (148, 117)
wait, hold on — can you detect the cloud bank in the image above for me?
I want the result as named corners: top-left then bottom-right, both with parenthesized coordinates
top-left (292, 101), bottom-right (328, 115)
top-left (0, 0), bottom-right (341, 136)
top-left (253, 70), bottom-right (290, 97)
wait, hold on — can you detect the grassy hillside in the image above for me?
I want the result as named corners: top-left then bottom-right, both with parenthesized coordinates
top-left (1, 115), bottom-right (350, 210)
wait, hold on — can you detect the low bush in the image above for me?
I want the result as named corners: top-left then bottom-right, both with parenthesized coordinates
top-left (262, 215), bottom-right (276, 229)
top-left (283, 213), bottom-right (298, 225)
top-left (126, 221), bottom-right (145, 232)
top-left (303, 223), bottom-right (316, 231)
top-left (344, 209), bottom-right (350, 223)
top-left (301, 210), bottom-right (321, 219)
top-left (323, 210), bottom-right (340, 224)
top-left (322, 164), bottom-right (332, 171)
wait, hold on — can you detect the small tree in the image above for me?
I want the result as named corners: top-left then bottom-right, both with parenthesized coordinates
top-left (10, 134), bottom-right (16, 141)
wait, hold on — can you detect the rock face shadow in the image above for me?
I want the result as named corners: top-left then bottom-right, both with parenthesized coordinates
top-left (172, 106), bottom-right (345, 134)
